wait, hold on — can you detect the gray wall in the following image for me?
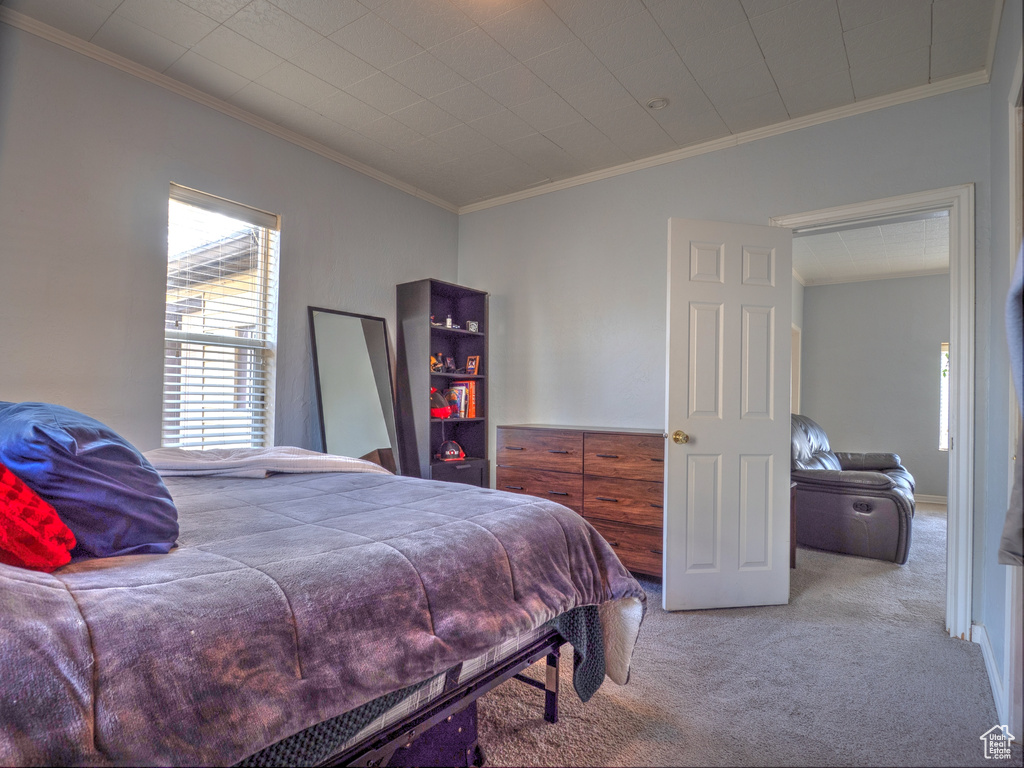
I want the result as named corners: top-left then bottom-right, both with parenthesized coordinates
top-left (979, 0), bottom-right (1023, 689)
top-left (459, 0), bottom-right (1019, 682)
top-left (792, 275), bottom-right (805, 330)
top-left (801, 274), bottom-right (950, 497)
top-left (0, 24), bottom-right (459, 451)
top-left (459, 84), bottom-right (991, 453)
top-left (458, 82), bottom-right (991, 487)
top-left (0, 0), bottom-right (1019, 708)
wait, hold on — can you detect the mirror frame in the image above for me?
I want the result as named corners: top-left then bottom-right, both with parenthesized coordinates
top-left (308, 306), bottom-right (402, 475)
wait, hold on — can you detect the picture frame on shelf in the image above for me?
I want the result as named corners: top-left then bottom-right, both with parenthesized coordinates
top-left (466, 355), bottom-right (480, 375)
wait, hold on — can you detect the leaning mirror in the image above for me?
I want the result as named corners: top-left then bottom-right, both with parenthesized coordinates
top-left (309, 307), bottom-right (401, 474)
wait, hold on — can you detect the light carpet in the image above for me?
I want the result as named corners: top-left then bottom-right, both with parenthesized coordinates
top-left (478, 504), bottom-right (1023, 767)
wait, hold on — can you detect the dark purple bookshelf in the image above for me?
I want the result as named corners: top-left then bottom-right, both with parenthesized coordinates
top-left (395, 279), bottom-right (489, 487)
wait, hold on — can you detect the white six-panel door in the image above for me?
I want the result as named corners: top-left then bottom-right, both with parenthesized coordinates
top-left (664, 219), bottom-right (793, 611)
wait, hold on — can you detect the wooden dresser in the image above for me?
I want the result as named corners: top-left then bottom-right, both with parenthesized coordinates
top-left (495, 425), bottom-right (666, 577)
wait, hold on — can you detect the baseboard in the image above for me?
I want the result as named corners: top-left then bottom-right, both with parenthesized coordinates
top-left (972, 622), bottom-right (1009, 725)
top-left (916, 494), bottom-right (948, 505)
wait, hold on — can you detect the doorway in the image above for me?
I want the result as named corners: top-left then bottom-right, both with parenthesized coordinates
top-left (772, 184), bottom-right (975, 641)
top-left (791, 212), bottom-right (950, 501)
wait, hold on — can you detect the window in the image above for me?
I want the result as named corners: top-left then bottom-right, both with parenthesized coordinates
top-left (939, 342), bottom-right (950, 451)
top-left (162, 184), bottom-right (279, 448)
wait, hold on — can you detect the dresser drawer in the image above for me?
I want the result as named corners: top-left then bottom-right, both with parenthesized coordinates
top-left (497, 428), bottom-right (583, 473)
top-left (587, 519), bottom-right (663, 576)
top-left (584, 476), bottom-right (663, 528)
top-left (584, 432), bottom-right (665, 482)
top-left (495, 466), bottom-right (583, 514)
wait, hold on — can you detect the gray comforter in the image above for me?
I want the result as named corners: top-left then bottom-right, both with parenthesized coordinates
top-left (0, 471), bottom-right (645, 766)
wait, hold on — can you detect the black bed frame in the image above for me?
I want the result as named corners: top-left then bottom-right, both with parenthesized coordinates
top-left (323, 630), bottom-right (565, 767)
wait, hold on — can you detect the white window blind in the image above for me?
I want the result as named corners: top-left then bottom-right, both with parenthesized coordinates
top-left (162, 184), bottom-right (280, 449)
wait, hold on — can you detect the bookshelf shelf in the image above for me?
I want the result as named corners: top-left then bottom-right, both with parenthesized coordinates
top-left (429, 326), bottom-right (484, 337)
top-left (396, 279), bottom-right (489, 488)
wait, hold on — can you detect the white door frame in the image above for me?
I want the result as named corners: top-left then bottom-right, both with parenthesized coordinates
top-left (770, 183), bottom-right (975, 640)
top-left (1003, 49), bottom-right (1023, 739)
top-left (791, 324), bottom-right (802, 415)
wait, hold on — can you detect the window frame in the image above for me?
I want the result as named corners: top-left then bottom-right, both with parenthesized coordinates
top-left (161, 184), bottom-right (280, 449)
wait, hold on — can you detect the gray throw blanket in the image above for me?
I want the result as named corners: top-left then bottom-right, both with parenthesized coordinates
top-left (0, 471), bottom-right (645, 766)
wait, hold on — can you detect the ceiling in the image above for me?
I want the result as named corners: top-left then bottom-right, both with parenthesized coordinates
top-left (793, 212), bottom-right (949, 285)
top-left (0, 0), bottom-right (1002, 216)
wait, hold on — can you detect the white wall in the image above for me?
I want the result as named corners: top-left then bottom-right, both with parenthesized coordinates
top-left (458, 26), bottom-right (1013, 676)
top-left (459, 0), bottom-right (1021, 704)
top-left (801, 274), bottom-right (950, 497)
top-left (0, 24), bottom-right (459, 451)
top-left (459, 85), bottom-right (990, 445)
top-left (0, 0), bottom-right (1019, 715)
top-left (792, 275), bottom-right (805, 330)
top-left (979, 0), bottom-right (1023, 706)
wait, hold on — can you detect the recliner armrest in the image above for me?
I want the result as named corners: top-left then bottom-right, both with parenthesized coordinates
top-left (834, 452), bottom-right (903, 471)
top-left (791, 468), bottom-right (896, 491)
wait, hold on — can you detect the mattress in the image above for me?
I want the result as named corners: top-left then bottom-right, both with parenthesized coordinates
top-left (238, 621), bottom-right (557, 767)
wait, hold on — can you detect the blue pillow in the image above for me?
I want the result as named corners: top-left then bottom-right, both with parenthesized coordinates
top-left (0, 402), bottom-right (178, 559)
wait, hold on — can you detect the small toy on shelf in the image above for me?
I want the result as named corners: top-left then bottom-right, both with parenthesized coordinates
top-left (429, 388), bottom-right (452, 418)
top-left (436, 440), bottom-right (465, 461)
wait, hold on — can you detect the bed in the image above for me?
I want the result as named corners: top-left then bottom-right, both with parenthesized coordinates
top-left (0, 440), bottom-right (646, 766)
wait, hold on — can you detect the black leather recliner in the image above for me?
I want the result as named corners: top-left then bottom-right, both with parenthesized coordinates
top-left (791, 414), bottom-right (915, 565)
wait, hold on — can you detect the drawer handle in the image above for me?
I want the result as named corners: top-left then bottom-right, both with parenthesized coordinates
top-left (505, 446), bottom-right (524, 451)
top-left (649, 503), bottom-right (663, 509)
top-left (547, 490), bottom-right (569, 496)
top-left (650, 457), bottom-right (664, 463)
top-left (504, 485), bottom-right (524, 490)
top-left (548, 449), bottom-right (569, 454)
top-left (454, 464), bottom-right (471, 470)
top-left (595, 496), bottom-right (619, 503)
top-left (650, 549), bottom-right (663, 556)
top-left (595, 453), bottom-right (618, 458)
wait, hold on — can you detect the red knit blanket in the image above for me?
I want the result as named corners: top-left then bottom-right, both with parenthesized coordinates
top-left (0, 462), bottom-right (75, 571)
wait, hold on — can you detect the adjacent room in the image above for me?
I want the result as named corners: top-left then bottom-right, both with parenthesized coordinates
top-left (796, 214), bottom-right (952, 504)
top-left (1, 1), bottom-right (1021, 766)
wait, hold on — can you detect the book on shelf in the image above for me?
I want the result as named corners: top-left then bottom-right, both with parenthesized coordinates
top-left (452, 380), bottom-right (477, 418)
top-left (444, 385), bottom-right (468, 418)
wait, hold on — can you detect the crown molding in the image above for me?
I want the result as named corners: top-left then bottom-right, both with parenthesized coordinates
top-left (458, 70), bottom-right (990, 214)
top-left (770, 183), bottom-right (974, 231)
top-left (0, 8), bottom-right (459, 215)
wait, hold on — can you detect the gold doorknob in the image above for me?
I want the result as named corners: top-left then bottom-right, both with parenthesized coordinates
top-left (672, 430), bottom-right (690, 444)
